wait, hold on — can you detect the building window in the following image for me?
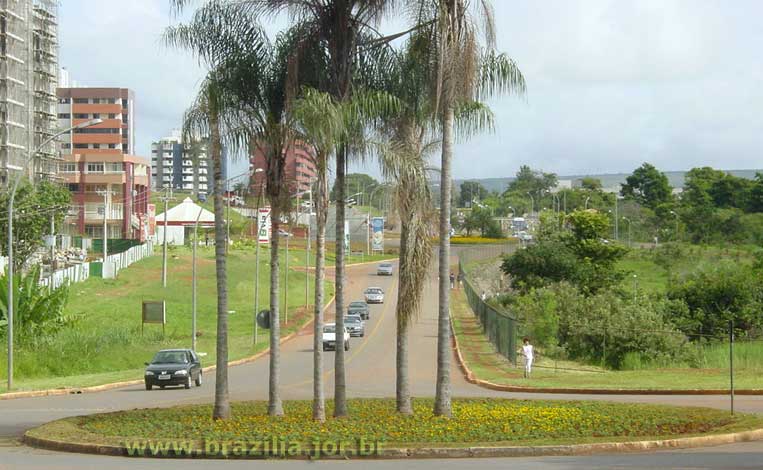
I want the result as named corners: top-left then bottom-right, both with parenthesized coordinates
top-left (75, 128), bottom-right (119, 134)
top-left (61, 143), bottom-right (71, 149)
top-left (58, 113), bottom-right (70, 119)
top-left (122, 144), bottom-right (128, 152)
top-left (74, 144), bottom-right (88, 149)
top-left (73, 113), bottom-right (88, 119)
top-left (67, 183), bottom-right (79, 192)
top-left (108, 113), bottom-right (116, 119)
top-left (86, 162), bottom-right (104, 173)
top-left (73, 98), bottom-right (89, 104)
top-left (58, 98), bottom-right (71, 104)
top-left (93, 113), bottom-right (100, 119)
top-left (122, 99), bottom-right (128, 108)
top-left (59, 163), bottom-right (77, 173)
top-left (84, 184), bottom-right (107, 193)
top-left (105, 163), bottom-right (123, 173)
top-left (108, 143), bottom-right (117, 149)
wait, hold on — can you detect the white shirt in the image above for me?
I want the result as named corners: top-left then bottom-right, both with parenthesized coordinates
top-left (522, 344), bottom-right (534, 360)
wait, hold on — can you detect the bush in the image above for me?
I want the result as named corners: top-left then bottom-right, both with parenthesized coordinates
top-left (667, 261), bottom-right (763, 339)
top-left (501, 241), bottom-right (579, 291)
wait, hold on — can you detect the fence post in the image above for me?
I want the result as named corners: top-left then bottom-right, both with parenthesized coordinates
top-left (729, 319), bottom-right (734, 415)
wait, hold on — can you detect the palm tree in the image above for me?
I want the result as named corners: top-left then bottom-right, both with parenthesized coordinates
top-left (167, 1), bottom-right (321, 417)
top-left (292, 88), bottom-right (340, 422)
top-left (182, 72), bottom-right (236, 420)
top-left (409, 0), bottom-right (526, 417)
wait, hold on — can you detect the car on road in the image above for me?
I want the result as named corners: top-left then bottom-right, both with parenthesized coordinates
top-left (364, 287), bottom-right (384, 304)
top-left (377, 262), bottom-right (394, 276)
top-left (322, 323), bottom-right (350, 351)
top-left (277, 229), bottom-right (293, 237)
top-left (144, 349), bottom-right (202, 390)
top-left (348, 300), bottom-right (370, 320)
top-left (343, 314), bottom-right (365, 337)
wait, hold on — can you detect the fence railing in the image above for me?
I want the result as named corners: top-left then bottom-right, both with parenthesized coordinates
top-left (458, 242), bottom-right (519, 364)
top-left (40, 263), bottom-right (90, 289)
top-left (101, 241), bottom-right (153, 279)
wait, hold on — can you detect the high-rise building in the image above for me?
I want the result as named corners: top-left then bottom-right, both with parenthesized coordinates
top-left (0, 0), bottom-right (59, 185)
top-left (250, 141), bottom-right (317, 195)
top-left (56, 87), bottom-right (135, 155)
top-left (57, 87), bottom-right (150, 241)
top-left (150, 129), bottom-right (210, 194)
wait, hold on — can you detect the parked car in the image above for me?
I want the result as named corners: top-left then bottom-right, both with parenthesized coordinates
top-left (343, 315), bottom-right (365, 337)
top-left (348, 301), bottom-right (370, 320)
top-left (144, 349), bottom-right (202, 390)
top-left (364, 287), bottom-right (384, 304)
top-left (322, 323), bottom-right (350, 351)
top-left (377, 262), bottom-right (394, 276)
top-left (278, 229), bottom-right (293, 237)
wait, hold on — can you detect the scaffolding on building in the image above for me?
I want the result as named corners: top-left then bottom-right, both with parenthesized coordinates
top-left (0, 0), bottom-right (58, 186)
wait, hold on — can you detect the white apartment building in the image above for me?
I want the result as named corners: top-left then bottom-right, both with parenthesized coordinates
top-left (150, 129), bottom-right (209, 194)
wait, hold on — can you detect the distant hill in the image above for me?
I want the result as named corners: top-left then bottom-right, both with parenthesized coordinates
top-left (456, 169), bottom-right (762, 193)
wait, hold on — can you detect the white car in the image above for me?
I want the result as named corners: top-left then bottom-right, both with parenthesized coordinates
top-left (377, 262), bottom-right (394, 276)
top-left (322, 323), bottom-right (350, 351)
top-left (364, 287), bottom-right (384, 304)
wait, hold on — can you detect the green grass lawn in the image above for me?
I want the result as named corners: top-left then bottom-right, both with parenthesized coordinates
top-left (451, 289), bottom-right (763, 390)
top-left (28, 398), bottom-right (761, 457)
top-left (0, 245), bottom-right (336, 392)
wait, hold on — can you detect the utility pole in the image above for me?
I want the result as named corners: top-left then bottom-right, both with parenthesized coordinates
top-left (305, 188), bottom-right (312, 309)
top-left (160, 188), bottom-right (174, 288)
top-left (96, 189), bottom-right (114, 274)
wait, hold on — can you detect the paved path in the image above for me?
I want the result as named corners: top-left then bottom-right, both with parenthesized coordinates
top-left (2, 260), bottom-right (763, 469)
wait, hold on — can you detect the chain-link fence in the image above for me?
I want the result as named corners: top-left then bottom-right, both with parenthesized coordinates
top-left (458, 243), bottom-right (519, 364)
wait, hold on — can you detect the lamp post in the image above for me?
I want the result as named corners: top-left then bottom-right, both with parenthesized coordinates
top-left (622, 217), bottom-right (632, 248)
top-left (6, 118), bottom-right (102, 391)
top-left (252, 168), bottom-right (264, 345)
top-left (192, 206), bottom-right (204, 352)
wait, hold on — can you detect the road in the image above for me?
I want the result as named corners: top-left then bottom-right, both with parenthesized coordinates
top-left (2, 260), bottom-right (763, 469)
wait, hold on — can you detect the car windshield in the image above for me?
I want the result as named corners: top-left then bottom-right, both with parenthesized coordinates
top-left (380, 263), bottom-right (392, 268)
top-left (367, 289), bottom-right (382, 294)
top-left (323, 325), bottom-right (336, 333)
top-left (349, 302), bottom-right (366, 309)
top-left (344, 317), bottom-right (361, 324)
top-left (151, 351), bottom-right (188, 364)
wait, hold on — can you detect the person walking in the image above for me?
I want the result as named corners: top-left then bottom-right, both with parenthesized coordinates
top-left (449, 271), bottom-right (455, 289)
top-left (521, 337), bottom-right (534, 378)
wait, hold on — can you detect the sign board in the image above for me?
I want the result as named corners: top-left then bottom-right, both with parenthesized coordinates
top-left (258, 207), bottom-right (272, 244)
top-left (256, 310), bottom-right (271, 329)
top-left (371, 217), bottom-right (384, 251)
top-left (344, 220), bottom-right (350, 255)
top-left (142, 300), bottom-right (166, 335)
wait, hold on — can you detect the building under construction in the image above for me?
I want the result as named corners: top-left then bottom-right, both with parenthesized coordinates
top-left (0, 0), bottom-right (59, 186)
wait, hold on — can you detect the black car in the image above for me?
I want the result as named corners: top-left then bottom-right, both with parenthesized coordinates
top-left (144, 349), bottom-right (202, 390)
top-left (348, 301), bottom-right (370, 320)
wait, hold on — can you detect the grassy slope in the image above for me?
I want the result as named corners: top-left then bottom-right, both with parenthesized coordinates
top-left (0, 246), bottom-right (335, 391)
top-left (451, 288), bottom-right (763, 390)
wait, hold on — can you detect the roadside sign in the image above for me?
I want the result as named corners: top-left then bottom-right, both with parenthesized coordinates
top-left (142, 300), bottom-right (166, 335)
top-left (258, 207), bottom-right (272, 244)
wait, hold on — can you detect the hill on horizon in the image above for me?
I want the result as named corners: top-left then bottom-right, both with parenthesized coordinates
top-left (455, 169), bottom-right (762, 193)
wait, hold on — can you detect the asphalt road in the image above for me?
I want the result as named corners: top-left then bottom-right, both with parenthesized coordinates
top-left (2, 260), bottom-right (763, 469)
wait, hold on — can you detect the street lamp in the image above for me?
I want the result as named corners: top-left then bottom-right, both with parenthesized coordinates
top-left (6, 118), bottom-right (102, 391)
top-left (669, 210), bottom-right (679, 241)
top-left (252, 168), bottom-right (265, 345)
top-left (621, 216), bottom-right (632, 248)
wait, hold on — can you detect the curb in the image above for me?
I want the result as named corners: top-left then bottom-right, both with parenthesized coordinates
top-left (22, 424), bottom-right (763, 459)
top-left (1, 295), bottom-right (336, 401)
top-left (449, 316), bottom-right (763, 396)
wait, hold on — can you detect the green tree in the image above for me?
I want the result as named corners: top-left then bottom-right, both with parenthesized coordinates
top-left (579, 177), bottom-right (602, 191)
top-left (0, 180), bottom-right (70, 270)
top-left (458, 181), bottom-right (488, 207)
top-left (330, 173), bottom-right (380, 206)
top-left (505, 165), bottom-right (557, 196)
top-left (620, 163), bottom-right (672, 210)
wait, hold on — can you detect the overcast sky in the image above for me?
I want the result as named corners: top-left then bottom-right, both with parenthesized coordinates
top-left (60, 0), bottom-right (763, 180)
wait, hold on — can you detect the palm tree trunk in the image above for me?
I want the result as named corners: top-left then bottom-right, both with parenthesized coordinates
top-left (210, 108), bottom-right (230, 421)
top-left (334, 144), bottom-right (348, 417)
top-left (395, 221), bottom-right (412, 414)
top-left (268, 202), bottom-right (284, 416)
top-left (313, 166), bottom-right (328, 422)
top-left (434, 104), bottom-right (454, 417)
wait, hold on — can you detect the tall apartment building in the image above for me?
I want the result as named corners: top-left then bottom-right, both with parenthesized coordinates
top-left (57, 87), bottom-right (150, 241)
top-left (0, 0), bottom-right (59, 185)
top-left (250, 141), bottom-right (317, 195)
top-left (150, 129), bottom-right (210, 194)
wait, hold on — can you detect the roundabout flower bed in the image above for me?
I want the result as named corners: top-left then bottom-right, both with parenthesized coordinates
top-left (25, 398), bottom-right (763, 459)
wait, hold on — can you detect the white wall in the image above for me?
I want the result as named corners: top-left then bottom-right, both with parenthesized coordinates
top-left (155, 226), bottom-right (185, 246)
